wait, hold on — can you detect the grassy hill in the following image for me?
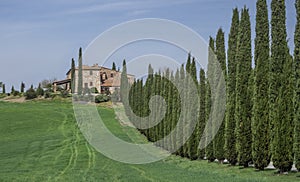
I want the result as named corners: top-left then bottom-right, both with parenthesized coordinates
top-left (0, 100), bottom-right (298, 181)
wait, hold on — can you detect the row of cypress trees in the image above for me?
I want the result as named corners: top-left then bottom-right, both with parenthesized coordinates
top-left (124, 0), bottom-right (300, 174)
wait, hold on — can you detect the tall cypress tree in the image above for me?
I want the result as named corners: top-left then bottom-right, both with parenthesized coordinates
top-left (206, 37), bottom-right (216, 162)
top-left (175, 65), bottom-right (184, 157)
top-left (11, 86), bottom-right (15, 94)
top-left (252, 0), bottom-right (270, 170)
top-left (183, 54), bottom-right (191, 158)
top-left (121, 59), bottom-right (130, 116)
top-left (270, 0), bottom-right (294, 173)
top-left (145, 65), bottom-right (154, 141)
top-left (188, 58), bottom-right (199, 160)
top-left (225, 8), bottom-right (239, 166)
top-left (214, 28), bottom-right (226, 163)
top-left (198, 68), bottom-right (206, 159)
top-left (77, 48), bottom-right (83, 95)
top-left (71, 58), bottom-right (76, 94)
top-left (294, 0), bottom-right (300, 171)
top-left (112, 62), bottom-right (117, 71)
top-left (2, 84), bottom-right (5, 94)
top-left (235, 7), bottom-right (252, 168)
top-left (20, 82), bottom-right (25, 93)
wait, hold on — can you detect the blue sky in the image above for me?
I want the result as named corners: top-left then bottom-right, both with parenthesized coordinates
top-left (0, 0), bottom-right (296, 90)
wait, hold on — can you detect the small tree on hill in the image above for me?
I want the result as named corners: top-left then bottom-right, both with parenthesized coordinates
top-left (20, 82), bottom-right (25, 93)
top-left (2, 84), bottom-right (5, 94)
top-left (77, 47), bottom-right (83, 95)
top-left (25, 87), bottom-right (37, 100)
top-left (112, 62), bottom-right (117, 71)
top-left (11, 86), bottom-right (15, 94)
top-left (71, 58), bottom-right (75, 94)
top-left (36, 83), bottom-right (44, 96)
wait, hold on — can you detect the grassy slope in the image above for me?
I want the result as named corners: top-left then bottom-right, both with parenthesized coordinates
top-left (0, 100), bottom-right (299, 182)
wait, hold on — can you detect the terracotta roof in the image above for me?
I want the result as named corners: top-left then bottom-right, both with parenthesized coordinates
top-left (66, 64), bottom-right (135, 77)
top-left (102, 78), bottom-right (121, 87)
top-left (53, 79), bottom-right (71, 85)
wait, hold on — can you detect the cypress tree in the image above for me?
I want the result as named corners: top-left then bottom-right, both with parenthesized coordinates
top-left (270, 0), bottom-right (294, 173)
top-left (2, 84), bottom-right (5, 94)
top-left (145, 65), bottom-right (154, 141)
top-left (206, 37), bottom-right (216, 162)
top-left (235, 7), bottom-right (252, 168)
top-left (198, 68), bottom-right (206, 159)
top-left (183, 54), bottom-right (191, 158)
top-left (36, 83), bottom-right (44, 96)
top-left (20, 82), bottom-right (25, 93)
top-left (294, 0), bottom-right (300, 171)
top-left (112, 62), bottom-right (117, 71)
top-left (177, 64), bottom-right (185, 157)
top-left (71, 58), bottom-right (76, 94)
top-left (77, 47), bottom-right (83, 95)
top-left (214, 28), bottom-right (226, 163)
top-left (121, 59), bottom-right (130, 116)
top-left (188, 58), bottom-right (199, 160)
top-left (252, 0), bottom-right (270, 170)
top-left (11, 86), bottom-right (15, 94)
top-left (225, 8), bottom-right (239, 166)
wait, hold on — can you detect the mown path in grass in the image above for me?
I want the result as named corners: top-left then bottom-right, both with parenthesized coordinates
top-left (0, 100), bottom-right (299, 182)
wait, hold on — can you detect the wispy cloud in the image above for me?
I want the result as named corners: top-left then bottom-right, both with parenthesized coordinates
top-left (60, 0), bottom-right (196, 16)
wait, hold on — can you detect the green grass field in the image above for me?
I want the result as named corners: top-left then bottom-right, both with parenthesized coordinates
top-left (0, 100), bottom-right (299, 181)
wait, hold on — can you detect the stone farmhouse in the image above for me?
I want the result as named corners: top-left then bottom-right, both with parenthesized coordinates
top-left (53, 64), bottom-right (134, 94)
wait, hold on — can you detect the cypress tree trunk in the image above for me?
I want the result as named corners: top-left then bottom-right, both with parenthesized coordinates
top-left (225, 8), bottom-right (239, 166)
top-left (214, 28), bottom-right (226, 163)
top-left (294, 0), bottom-right (300, 171)
top-left (206, 37), bottom-right (216, 162)
top-left (235, 7), bottom-right (252, 168)
top-left (270, 0), bottom-right (294, 173)
top-left (77, 48), bottom-right (83, 95)
top-left (252, 0), bottom-right (271, 170)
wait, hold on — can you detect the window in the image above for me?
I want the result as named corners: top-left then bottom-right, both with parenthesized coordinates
top-left (90, 82), bottom-right (93, 86)
top-left (111, 73), bottom-right (114, 77)
top-left (84, 83), bottom-right (88, 88)
top-left (90, 70), bottom-right (93, 75)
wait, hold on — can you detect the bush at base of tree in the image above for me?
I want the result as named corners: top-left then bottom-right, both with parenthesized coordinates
top-left (25, 88), bottom-right (37, 100)
top-left (95, 94), bottom-right (110, 103)
top-left (90, 87), bottom-right (99, 94)
top-left (60, 90), bottom-right (70, 98)
top-left (36, 84), bottom-right (44, 96)
top-left (44, 91), bottom-right (51, 99)
top-left (13, 91), bottom-right (20, 96)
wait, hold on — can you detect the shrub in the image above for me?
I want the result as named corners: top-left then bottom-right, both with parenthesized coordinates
top-left (36, 84), bottom-right (44, 96)
top-left (44, 91), bottom-right (51, 98)
top-left (90, 87), bottom-right (99, 94)
top-left (61, 90), bottom-right (70, 98)
top-left (83, 87), bottom-right (91, 95)
top-left (95, 94), bottom-right (110, 103)
top-left (13, 91), bottom-right (20, 96)
top-left (25, 88), bottom-right (37, 100)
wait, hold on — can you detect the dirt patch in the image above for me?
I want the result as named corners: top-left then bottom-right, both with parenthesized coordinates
top-left (1, 96), bottom-right (26, 103)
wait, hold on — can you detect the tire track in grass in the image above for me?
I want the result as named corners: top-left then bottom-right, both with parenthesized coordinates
top-left (54, 112), bottom-right (78, 181)
top-left (130, 166), bottom-right (158, 182)
top-left (53, 111), bottom-right (69, 164)
top-left (71, 125), bottom-right (79, 170)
